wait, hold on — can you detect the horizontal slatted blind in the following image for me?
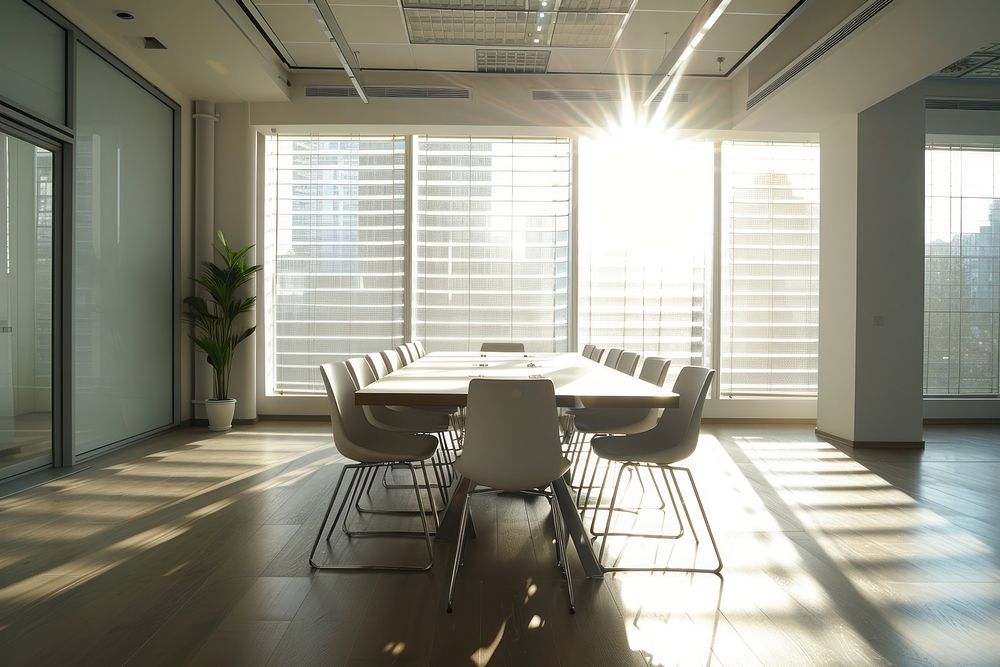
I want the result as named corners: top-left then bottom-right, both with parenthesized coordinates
top-left (414, 136), bottom-right (570, 352)
top-left (720, 141), bottom-right (820, 396)
top-left (263, 135), bottom-right (405, 394)
top-left (924, 143), bottom-right (1000, 396)
top-left (577, 137), bottom-right (713, 374)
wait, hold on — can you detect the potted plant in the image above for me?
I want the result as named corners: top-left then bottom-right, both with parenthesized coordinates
top-left (183, 231), bottom-right (262, 431)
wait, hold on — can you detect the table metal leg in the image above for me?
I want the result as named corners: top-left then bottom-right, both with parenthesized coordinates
top-left (553, 474), bottom-right (604, 579)
top-left (435, 476), bottom-right (477, 542)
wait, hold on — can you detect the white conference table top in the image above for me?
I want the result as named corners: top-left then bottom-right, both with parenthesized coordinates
top-left (355, 352), bottom-right (679, 409)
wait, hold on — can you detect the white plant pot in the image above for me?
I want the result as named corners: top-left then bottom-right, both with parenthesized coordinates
top-left (205, 398), bottom-right (237, 431)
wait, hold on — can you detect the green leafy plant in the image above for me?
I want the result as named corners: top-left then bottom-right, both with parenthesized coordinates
top-left (183, 231), bottom-right (262, 401)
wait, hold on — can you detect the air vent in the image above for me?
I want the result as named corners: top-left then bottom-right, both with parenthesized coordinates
top-left (926, 98), bottom-right (1000, 112)
top-left (142, 36), bottom-right (167, 50)
top-left (304, 85), bottom-right (471, 99)
top-left (476, 49), bottom-right (550, 73)
top-left (747, 0), bottom-right (894, 111)
top-left (532, 90), bottom-right (689, 104)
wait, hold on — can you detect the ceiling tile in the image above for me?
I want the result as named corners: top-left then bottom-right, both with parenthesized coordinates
top-left (634, 0), bottom-right (703, 10)
top-left (547, 47), bottom-right (610, 72)
top-left (727, 0), bottom-right (800, 14)
top-left (412, 44), bottom-right (476, 70)
top-left (328, 0), bottom-right (399, 6)
top-left (682, 48), bottom-right (744, 75)
top-left (257, 4), bottom-right (332, 42)
top-left (334, 5), bottom-right (409, 43)
top-left (696, 12), bottom-right (781, 52)
top-left (551, 12), bottom-right (626, 48)
top-left (354, 43), bottom-right (416, 68)
top-left (606, 48), bottom-right (666, 75)
top-left (283, 41), bottom-right (344, 67)
top-left (615, 10), bottom-right (694, 50)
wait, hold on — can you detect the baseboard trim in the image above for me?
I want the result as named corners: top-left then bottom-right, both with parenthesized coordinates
top-left (257, 414), bottom-right (328, 421)
top-left (923, 418), bottom-right (1000, 425)
top-left (703, 418), bottom-right (816, 424)
top-left (815, 429), bottom-right (925, 450)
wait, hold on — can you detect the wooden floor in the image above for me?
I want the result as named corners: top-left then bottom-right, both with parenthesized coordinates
top-left (0, 422), bottom-right (997, 666)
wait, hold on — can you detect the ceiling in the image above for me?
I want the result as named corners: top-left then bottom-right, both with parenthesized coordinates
top-left (245, 0), bottom-right (802, 76)
top-left (935, 42), bottom-right (1000, 80)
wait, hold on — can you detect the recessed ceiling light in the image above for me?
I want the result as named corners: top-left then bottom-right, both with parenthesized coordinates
top-left (113, 10), bottom-right (134, 20)
top-left (533, 38), bottom-right (539, 43)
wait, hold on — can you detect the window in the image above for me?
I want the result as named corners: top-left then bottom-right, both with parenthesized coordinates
top-left (924, 143), bottom-right (1000, 396)
top-left (577, 136), bottom-right (713, 370)
top-left (264, 136), bottom-right (406, 394)
top-left (413, 137), bottom-right (571, 352)
top-left (720, 141), bottom-right (820, 396)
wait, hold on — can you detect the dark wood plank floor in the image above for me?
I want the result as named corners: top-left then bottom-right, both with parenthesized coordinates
top-left (0, 422), bottom-right (997, 666)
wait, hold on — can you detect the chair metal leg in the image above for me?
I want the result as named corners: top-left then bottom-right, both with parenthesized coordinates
top-left (596, 462), bottom-right (630, 565)
top-left (446, 484), bottom-right (474, 613)
top-left (310, 464), bottom-right (354, 568)
top-left (550, 487), bottom-right (576, 613)
top-left (310, 460), bottom-right (436, 572)
top-left (597, 464), bottom-right (723, 575)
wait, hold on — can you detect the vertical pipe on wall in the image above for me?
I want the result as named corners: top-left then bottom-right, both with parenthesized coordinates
top-left (193, 100), bottom-right (217, 412)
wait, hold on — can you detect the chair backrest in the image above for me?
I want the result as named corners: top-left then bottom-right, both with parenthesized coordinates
top-left (396, 344), bottom-right (412, 365)
top-left (460, 378), bottom-right (565, 491)
top-left (603, 348), bottom-right (623, 368)
top-left (581, 344), bottom-right (596, 358)
top-left (616, 351), bottom-right (640, 376)
top-left (413, 341), bottom-right (426, 357)
top-left (345, 357), bottom-right (401, 429)
top-left (319, 362), bottom-right (384, 463)
top-left (366, 352), bottom-right (389, 379)
top-left (627, 366), bottom-right (714, 464)
top-left (381, 349), bottom-right (403, 373)
top-left (587, 347), bottom-right (605, 361)
top-left (480, 342), bottom-right (525, 353)
top-left (637, 357), bottom-right (670, 387)
top-left (405, 342), bottom-right (420, 361)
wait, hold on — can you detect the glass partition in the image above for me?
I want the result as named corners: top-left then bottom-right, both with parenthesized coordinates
top-left (73, 45), bottom-right (174, 456)
top-left (0, 129), bottom-right (53, 478)
top-left (0, 0), bottom-right (66, 125)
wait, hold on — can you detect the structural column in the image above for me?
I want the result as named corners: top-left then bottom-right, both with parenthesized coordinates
top-left (817, 85), bottom-right (926, 447)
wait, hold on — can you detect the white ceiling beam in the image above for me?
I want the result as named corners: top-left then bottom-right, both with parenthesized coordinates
top-left (643, 0), bottom-right (731, 105)
top-left (307, 0), bottom-right (369, 103)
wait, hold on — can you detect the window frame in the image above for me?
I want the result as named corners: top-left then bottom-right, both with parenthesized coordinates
top-left (254, 128), bottom-right (823, 421)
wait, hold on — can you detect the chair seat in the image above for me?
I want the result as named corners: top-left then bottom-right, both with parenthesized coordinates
top-left (590, 433), bottom-right (685, 466)
top-left (455, 454), bottom-right (571, 493)
top-left (351, 432), bottom-right (438, 464)
top-left (572, 407), bottom-right (660, 435)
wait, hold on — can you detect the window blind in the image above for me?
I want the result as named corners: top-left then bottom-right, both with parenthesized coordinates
top-left (924, 143), bottom-right (1000, 396)
top-left (413, 136), bottom-right (570, 352)
top-left (577, 137), bottom-right (713, 372)
top-left (264, 136), bottom-right (406, 394)
top-left (720, 141), bottom-right (820, 396)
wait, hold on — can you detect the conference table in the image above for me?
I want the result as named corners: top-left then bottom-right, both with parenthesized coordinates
top-left (355, 351), bottom-right (680, 578)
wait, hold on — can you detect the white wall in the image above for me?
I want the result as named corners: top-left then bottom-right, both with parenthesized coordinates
top-left (854, 85), bottom-right (926, 443)
top-left (816, 115), bottom-right (858, 441)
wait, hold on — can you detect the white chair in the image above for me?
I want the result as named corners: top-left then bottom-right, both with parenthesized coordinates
top-left (309, 362), bottom-right (439, 571)
top-left (396, 344), bottom-right (413, 365)
top-left (567, 357), bottom-right (671, 506)
top-left (445, 378), bottom-right (576, 613)
top-left (588, 366), bottom-right (721, 574)
top-left (405, 342), bottom-right (421, 361)
top-left (603, 348), bottom-right (623, 368)
top-left (346, 357), bottom-right (454, 503)
top-left (381, 349), bottom-right (404, 373)
top-left (366, 352), bottom-right (390, 379)
top-left (581, 344), bottom-right (596, 358)
top-left (615, 351), bottom-right (640, 376)
top-left (413, 341), bottom-right (427, 357)
top-left (480, 342), bottom-right (525, 353)
top-left (587, 347), bottom-right (604, 361)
